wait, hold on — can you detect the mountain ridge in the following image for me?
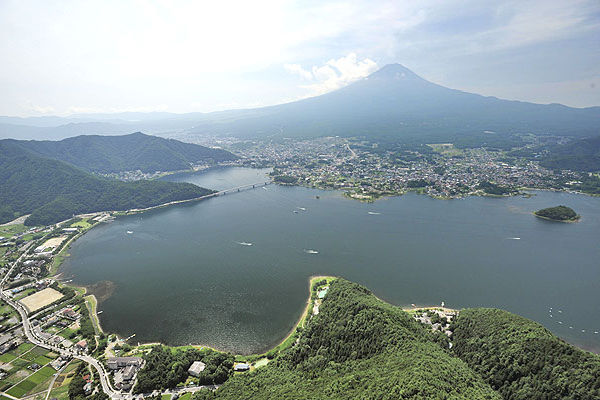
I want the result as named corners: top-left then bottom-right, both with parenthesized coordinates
top-left (2, 132), bottom-right (237, 174)
top-left (0, 138), bottom-right (216, 225)
top-left (1, 64), bottom-right (598, 143)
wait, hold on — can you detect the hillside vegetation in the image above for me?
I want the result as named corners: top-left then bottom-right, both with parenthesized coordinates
top-left (206, 279), bottom-right (600, 399)
top-left (540, 135), bottom-right (600, 172)
top-left (215, 279), bottom-right (500, 399)
top-left (4, 132), bottom-right (237, 173)
top-left (452, 308), bottom-right (600, 399)
top-left (534, 205), bottom-right (579, 222)
top-left (0, 142), bottom-right (213, 225)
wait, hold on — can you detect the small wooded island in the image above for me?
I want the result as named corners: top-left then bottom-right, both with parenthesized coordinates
top-left (534, 205), bottom-right (580, 222)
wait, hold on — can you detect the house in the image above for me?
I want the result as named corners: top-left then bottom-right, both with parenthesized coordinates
top-left (107, 357), bottom-right (142, 370)
top-left (63, 228), bottom-right (78, 233)
top-left (121, 365), bottom-right (136, 381)
top-left (83, 382), bottom-right (93, 395)
top-left (0, 341), bottom-right (15, 355)
top-left (76, 339), bottom-right (87, 351)
top-left (188, 361), bottom-right (206, 377)
top-left (62, 308), bottom-right (79, 320)
top-left (234, 363), bottom-right (250, 372)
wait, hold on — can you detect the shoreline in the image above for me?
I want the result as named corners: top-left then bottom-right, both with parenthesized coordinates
top-left (122, 275), bottom-right (337, 357)
top-left (46, 178), bottom-right (596, 357)
top-left (533, 213), bottom-right (581, 223)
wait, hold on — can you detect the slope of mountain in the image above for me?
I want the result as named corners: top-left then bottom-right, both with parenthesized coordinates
top-left (216, 279), bottom-right (500, 399)
top-left (183, 64), bottom-right (600, 144)
top-left (540, 135), bottom-right (600, 172)
top-left (452, 308), bottom-right (600, 399)
top-left (0, 142), bottom-right (214, 225)
top-left (3, 64), bottom-right (599, 144)
top-left (4, 132), bottom-right (237, 174)
top-left (213, 279), bottom-right (600, 399)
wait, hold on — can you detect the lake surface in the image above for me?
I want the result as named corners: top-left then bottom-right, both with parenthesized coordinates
top-left (61, 167), bottom-right (600, 354)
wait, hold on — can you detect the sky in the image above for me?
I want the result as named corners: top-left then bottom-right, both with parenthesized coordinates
top-left (1, 0), bottom-right (599, 117)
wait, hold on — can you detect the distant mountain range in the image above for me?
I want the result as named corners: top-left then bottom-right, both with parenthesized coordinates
top-left (2, 64), bottom-right (599, 145)
top-left (3, 132), bottom-right (237, 174)
top-left (0, 133), bottom-right (232, 225)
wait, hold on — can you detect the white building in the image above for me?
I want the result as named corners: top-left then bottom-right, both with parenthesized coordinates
top-left (188, 361), bottom-right (206, 377)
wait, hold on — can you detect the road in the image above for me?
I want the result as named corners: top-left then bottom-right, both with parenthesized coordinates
top-left (0, 243), bottom-right (121, 399)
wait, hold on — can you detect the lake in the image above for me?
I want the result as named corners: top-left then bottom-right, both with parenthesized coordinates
top-left (60, 167), bottom-right (600, 354)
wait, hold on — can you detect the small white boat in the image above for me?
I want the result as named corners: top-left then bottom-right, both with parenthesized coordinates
top-left (126, 231), bottom-right (133, 234)
top-left (297, 207), bottom-right (306, 211)
top-left (237, 242), bottom-right (253, 246)
top-left (304, 249), bottom-right (319, 254)
top-left (507, 237), bottom-right (521, 240)
top-left (559, 321), bottom-right (562, 324)
top-left (293, 210), bottom-right (299, 213)
top-left (368, 212), bottom-right (380, 215)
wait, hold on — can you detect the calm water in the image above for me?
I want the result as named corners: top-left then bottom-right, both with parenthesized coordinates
top-left (61, 167), bottom-right (600, 354)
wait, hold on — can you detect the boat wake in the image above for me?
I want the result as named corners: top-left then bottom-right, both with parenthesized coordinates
top-left (506, 237), bottom-right (521, 240)
top-left (367, 212), bottom-right (380, 215)
top-left (237, 242), bottom-right (253, 246)
top-left (304, 249), bottom-right (319, 254)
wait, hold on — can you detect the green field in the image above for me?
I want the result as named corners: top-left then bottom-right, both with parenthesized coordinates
top-left (48, 360), bottom-right (81, 400)
top-left (5, 365), bottom-right (56, 398)
top-left (71, 220), bottom-right (91, 229)
top-left (14, 343), bottom-right (35, 355)
top-left (0, 353), bottom-right (16, 363)
top-left (0, 346), bottom-right (57, 398)
top-left (179, 393), bottom-right (192, 400)
top-left (0, 224), bottom-right (28, 239)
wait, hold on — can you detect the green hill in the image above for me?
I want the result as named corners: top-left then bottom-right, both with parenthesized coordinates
top-left (534, 205), bottom-right (580, 222)
top-left (3, 132), bottom-right (237, 174)
top-left (540, 135), bottom-right (600, 172)
top-left (0, 142), bottom-right (214, 225)
top-left (215, 279), bottom-right (500, 399)
top-left (452, 308), bottom-right (600, 399)
top-left (207, 279), bottom-right (600, 399)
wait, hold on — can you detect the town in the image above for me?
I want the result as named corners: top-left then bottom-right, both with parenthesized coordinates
top-left (229, 136), bottom-right (591, 201)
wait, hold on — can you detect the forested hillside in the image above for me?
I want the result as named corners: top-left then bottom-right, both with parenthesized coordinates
top-left (452, 308), bottom-right (600, 399)
top-left (4, 132), bottom-right (237, 174)
top-left (540, 135), bottom-right (600, 172)
top-left (0, 142), bottom-right (214, 225)
top-left (215, 279), bottom-right (500, 399)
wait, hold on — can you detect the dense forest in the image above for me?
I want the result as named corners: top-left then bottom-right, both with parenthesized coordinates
top-left (3, 132), bottom-right (237, 174)
top-left (215, 279), bottom-right (500, 399)
top-left (134, 346), bottom-right (234, 393)
top-left (202, 279), bottom-right (600, 399)
top-left (0, 142), bottom-right (214, 225)
top-left (540, 135), bottom-right (600, 172)
top-left (534, 205), bottom-right (579, 221)
top-left (452, 308), bottom-right (600, 399)
top-left (477, 181), bottom-right (515, 195)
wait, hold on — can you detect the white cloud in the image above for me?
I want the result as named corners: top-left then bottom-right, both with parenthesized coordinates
top-left (287, 53), bottom-right (379, 96)
top-left (29, 105), bottom-right (56, 114)
top-left (284, 64), bottom-right (314, 80)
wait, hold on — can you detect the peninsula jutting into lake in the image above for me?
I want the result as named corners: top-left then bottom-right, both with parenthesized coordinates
top-left (2, 2), bottom-right (600, 397)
